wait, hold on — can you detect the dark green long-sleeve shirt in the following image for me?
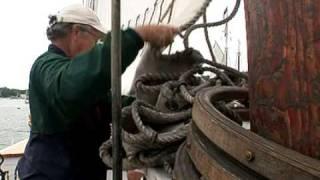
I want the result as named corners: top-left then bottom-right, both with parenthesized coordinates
top-left (29, 28), bottom-right (143, 134)
top-left (17, 29), bottom-right (143, 180)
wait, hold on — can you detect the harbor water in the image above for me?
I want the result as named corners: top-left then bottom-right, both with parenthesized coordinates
top-left (0, 98), bottom-right (29, 150)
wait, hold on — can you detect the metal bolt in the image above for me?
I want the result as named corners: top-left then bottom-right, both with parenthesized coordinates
top-left (186, 140), bottom-right (191, 149)
top-left (186, 142), bottom-right (191, 149)
top-left (245, 150), bottom-right (255, 162)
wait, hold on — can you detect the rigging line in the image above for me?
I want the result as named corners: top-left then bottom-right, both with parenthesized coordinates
top-left (149, 0), bottom-right (159, 24)
top-left (157, 0), bottom-right (165, 24)
top-left (86, 1), bottom-right (89, 8)
top-left (183, 0), bottom-right (241, 48)
top-left (143, 8), bottom-right (149, 25)
top-left (90, 0), bottom-right (94, 10)
top-left (92, 0), bottom-right (96, 11)
top-left (136, 15), bottom-right (141, 27)
top-left (166, 0), bottom-right (175, 24)
top-left (127, 20), bottom-right (131, 28)
top-left (203, 10), bottom-right (216, 62)
top-left (166, 0), bottom-right (175, 55)
top-left (159, 0), bottom-right (175, 23)
top-left (168, 44), bottom-right (173, 55)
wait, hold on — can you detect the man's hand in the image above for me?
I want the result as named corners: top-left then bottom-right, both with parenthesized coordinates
top-left (134, 25), bottom-right (178, 48)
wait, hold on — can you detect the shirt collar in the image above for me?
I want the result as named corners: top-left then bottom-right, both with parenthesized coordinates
top-left (48, 44), bottom-right (67, 57)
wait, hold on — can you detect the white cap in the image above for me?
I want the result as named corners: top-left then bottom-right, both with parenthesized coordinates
top-left (55, 4), bottom-right (107, 34)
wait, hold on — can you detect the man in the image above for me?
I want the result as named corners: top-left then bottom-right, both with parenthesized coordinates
top-left (17, 4), bottom-right (177, 180)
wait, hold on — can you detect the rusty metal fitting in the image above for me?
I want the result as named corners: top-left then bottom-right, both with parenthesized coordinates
top-left (245, 150), bottom-right (255, 162)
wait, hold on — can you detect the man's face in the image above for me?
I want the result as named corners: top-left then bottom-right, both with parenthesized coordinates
top-left (69, 24), bottom-right (104, 57)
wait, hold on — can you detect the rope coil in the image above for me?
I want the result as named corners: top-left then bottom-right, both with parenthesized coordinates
top-left (98, 0), bottom-right (248, 174)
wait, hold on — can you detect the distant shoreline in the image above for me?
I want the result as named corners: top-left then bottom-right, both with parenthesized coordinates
top-left (0, 87), bottom-right (27, 98)
top-left (0, 96), bottom-right (26, 99)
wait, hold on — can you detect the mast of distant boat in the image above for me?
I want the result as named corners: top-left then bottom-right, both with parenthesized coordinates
top-left (223, 7), bottom-right (229, 66)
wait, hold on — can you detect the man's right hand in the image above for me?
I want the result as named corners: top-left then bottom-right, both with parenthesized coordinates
top-left (134, 25), bottom-right (178, 48)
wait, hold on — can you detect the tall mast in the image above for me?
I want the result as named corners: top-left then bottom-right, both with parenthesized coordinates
top-left (237, 39), bottom-right (241, 71)
top-left (224, 7), bottom-right (229, 66)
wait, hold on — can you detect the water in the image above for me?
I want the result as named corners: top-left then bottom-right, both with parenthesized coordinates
top-left (0, 98), bottom-right (30, 150)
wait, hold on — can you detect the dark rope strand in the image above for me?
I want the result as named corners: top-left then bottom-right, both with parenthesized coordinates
top-left (203, 10), bottom-right (216, 62)
top-left (183, 0), bottom-right (241, 47)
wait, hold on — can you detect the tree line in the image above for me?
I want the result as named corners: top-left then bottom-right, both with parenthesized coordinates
top-left (0, 87), bottom-right (27, 98)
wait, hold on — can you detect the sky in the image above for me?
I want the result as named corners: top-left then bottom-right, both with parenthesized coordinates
top-left (0, 0), bottom-right (82, 89)
top-left (0, 0), bottom-right (247, 90)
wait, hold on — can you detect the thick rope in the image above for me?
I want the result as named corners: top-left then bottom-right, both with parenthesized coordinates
top-left (99, 36), bottom-right (249, 174)
top-left (200, 58), bottom-right (248, 79)
top-left (139, 106), bottom-right (191, 124)
top-left (183, 0), bottom-right (241, 48)
top-left (156, 80), bottom-right (191, 111)
top-left (100, 139), bottom-right (178, 170)
top-left (100, 139), bottom-right (145, 170)
top-left (179, 85), bottom-right (194, 104)
top-left (135, 72), bottom-right (182, 93)
top-left (179, 0), bottom-right (213, 31)
top-left (131, 100), bottom-right (190, 144)
top-left (157, 123), bottom-right (190, 144)
top-left (132, 100), bottom-right (158, 141)
top-left (179, 66), bottom-right (235, 86)
top-left (122, 102), bottom-right (191, 145)
top-left (178, 65), bottom-right (237, 103)
top-left (163, 160), bottom-right (174, 175)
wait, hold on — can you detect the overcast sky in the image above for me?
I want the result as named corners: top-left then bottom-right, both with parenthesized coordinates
top-left (0, 0), bottom-right (247, 90)
top-left (0, 0), bottom-right (82, 89)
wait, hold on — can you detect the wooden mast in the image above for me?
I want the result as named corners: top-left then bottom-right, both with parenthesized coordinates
top-left (245, 0), bottom-right (320, 158)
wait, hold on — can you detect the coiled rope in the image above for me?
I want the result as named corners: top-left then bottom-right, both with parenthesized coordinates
top-left (100, 51), bottom-right (248, 172)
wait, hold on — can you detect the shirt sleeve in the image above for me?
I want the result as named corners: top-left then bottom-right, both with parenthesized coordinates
top-left (33, 29), bottom-right (144, 118)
